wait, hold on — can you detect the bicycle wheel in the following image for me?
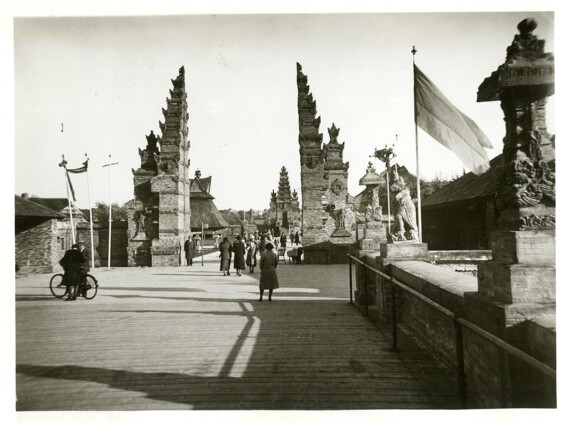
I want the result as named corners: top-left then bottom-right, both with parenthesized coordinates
top-left (49, 274), bottom-right (68, 298)
top-left (82, 274), bottom-right (98, 300)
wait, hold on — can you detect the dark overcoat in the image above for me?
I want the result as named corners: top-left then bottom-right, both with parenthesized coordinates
top-left (184, 239), bottom-right (194, 259)
top-left (219, 240), bottom-right (232, 271)
top-left (232, 240), bottom-right (246, 270)
top-left (59, 249), bottom-right (86, 286)
top-left (259, 250), bottom-right (279, 290)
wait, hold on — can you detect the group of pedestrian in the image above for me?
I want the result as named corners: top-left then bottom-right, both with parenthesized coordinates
top-left (182, 229), bottom-right (303, 302)
top-left (216, 233), bottom-right (279, 301)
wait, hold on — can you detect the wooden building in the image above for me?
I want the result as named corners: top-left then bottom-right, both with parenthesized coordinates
top-left (421, 155), bottom-right (504, 250)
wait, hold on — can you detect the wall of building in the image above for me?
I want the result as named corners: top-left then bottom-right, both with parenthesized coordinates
top-left (15, 217), bottom-right (60, 274)
top-left (422, 199), bottom-right (493, 250)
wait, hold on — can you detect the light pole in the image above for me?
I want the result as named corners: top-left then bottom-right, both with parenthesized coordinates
top-left (201, 222), bottom-right (209, 266)
top-left (102, 154), bottom-right (119, 268)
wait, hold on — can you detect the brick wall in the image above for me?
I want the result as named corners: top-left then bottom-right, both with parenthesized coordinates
top-left (15, 217), bottom-right (60, 274)
top-left (375, 260), bottom-right (556, 408)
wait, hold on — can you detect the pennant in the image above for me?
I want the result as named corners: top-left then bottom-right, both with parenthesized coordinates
top-left (414, 64), bottom-right (492, 175)
top-left (67, 160), bottom-right (88, 174)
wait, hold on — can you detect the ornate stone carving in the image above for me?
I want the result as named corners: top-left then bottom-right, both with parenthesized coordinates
top-left (478, 19), bottom-right (555, 225)
top-left (388, 169), bottom-right (419, 242)
top-left (331, 178), bottom-right (344, 194)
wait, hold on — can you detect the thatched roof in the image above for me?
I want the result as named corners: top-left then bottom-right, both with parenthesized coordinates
top-left (190, 197), bottom-right (229, 230)
top-left (190, 176), bottom-right (214, 199)
top-left (421, 154), bottom-right (504, 209)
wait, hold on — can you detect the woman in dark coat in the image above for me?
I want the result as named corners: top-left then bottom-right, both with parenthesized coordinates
top-left (232, 235), bottom-right (246, 276)
top-left (259, 242), bottom-right (279, 301)
top-left (219, 237), bottom-right (232, 276)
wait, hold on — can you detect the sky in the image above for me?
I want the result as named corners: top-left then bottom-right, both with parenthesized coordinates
top-left (12, 8), bottom-right (555, 212)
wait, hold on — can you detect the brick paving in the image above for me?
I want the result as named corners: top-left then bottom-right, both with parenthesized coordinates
top-left (15, 254), bottom-right (459, 410)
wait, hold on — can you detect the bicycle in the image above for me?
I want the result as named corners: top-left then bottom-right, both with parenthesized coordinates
top-left (49, 273), bottom-right (99, 300)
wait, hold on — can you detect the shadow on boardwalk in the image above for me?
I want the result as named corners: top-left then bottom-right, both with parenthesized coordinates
top-left (16, 265), bottom-right (459, 410)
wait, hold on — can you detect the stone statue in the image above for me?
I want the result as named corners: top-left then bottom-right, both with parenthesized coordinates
top-left (132, 202), bottom-right (147, 239)
top-left (388, 169), bottom-right (419, 242)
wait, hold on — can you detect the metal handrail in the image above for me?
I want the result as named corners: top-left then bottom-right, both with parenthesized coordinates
top-left (347, 254), bottom-right (556, 408)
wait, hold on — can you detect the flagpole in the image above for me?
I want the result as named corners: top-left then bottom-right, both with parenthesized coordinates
top-left (59, 155), bottom-right (76, 245)
top-left (85, 154), bottom-right (95, 268)
top-left (412, 46), bottom-right (423, 242)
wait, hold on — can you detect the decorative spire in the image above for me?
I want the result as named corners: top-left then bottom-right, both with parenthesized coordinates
top-left (297, 62), bottom-right (324, 168)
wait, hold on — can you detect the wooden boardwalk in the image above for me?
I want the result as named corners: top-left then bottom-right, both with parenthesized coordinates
top-left (16, 258), bottom-right (459, 410)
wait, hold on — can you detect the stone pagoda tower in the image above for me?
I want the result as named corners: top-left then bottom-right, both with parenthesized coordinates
top-left (127, 66), bottom-right (191, 267)
top-left (296, 63), bottom-right (355, 263)
top-left (269, 166), bottom-right (300, 231)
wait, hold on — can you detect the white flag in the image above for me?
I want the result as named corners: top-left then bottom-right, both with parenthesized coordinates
top-left (414, 64), bottom-right (492, 174)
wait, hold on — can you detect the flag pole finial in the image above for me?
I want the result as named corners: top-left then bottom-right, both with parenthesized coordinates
top-left (411, 46), bottom-right (417, 55)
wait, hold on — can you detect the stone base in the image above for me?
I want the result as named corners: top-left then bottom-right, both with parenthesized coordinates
top-left (478, 261), bottom-right (555, 304)
top-left (380, 242), bottom-right (428, 259)
top-left (490, 229), bottom-right (555, 266)
top-left (127, 239), bottom-right (152, 267)
top-left (479, 229), bottom-right (555, 303)
top-left (358, 238), bottom-right (378, 251)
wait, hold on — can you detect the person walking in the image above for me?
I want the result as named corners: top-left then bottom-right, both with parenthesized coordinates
top-left (232, 235), bottom-right (246, 276)
top-left (294, 231), bottom-right (300, 244)
top-left (259, 242), bottom-right (279, 301)
top-left (280, 232), bottom-right (287, 249)
top-left (258, 235), bottom-right (267, 256)
top-left (184, 236), bottom-right (194, 266)
top-left (246, 235), bottom-right (258, 274)
top-left (219, 237), bottom-right (232, 276)
top-left (59, 244), bottom-right (86, 301)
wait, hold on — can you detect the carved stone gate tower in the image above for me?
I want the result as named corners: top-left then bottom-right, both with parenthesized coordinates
top-left (127, 67), bottom-right (191, 267)
top-left (296, 63), bottom-right (355, 263)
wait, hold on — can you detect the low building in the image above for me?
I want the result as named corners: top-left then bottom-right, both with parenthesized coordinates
top-left (15, 195), bottom-right (65, 274)
top-left (421, 155), bottom-right (504, 250)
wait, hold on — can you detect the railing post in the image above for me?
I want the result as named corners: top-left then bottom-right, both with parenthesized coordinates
top-left (348, 255), bottom-right (353, 305)
top-left (454, 317), bottom-right (467, 408)
top-left (390, 277), bottom-right (398, 352)
top-left (363, 264), bottom-right (368, 316)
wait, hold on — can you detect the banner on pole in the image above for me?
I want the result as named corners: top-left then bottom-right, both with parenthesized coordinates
top-left (414, 64), bottom-right (492, 175)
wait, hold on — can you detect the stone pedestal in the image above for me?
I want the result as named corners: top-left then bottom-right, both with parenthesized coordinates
top-left (380, 242), bottom-right (428, 259)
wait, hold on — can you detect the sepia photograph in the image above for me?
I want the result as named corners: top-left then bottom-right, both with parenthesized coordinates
top-left (5, 1), bottom-right (560, 422)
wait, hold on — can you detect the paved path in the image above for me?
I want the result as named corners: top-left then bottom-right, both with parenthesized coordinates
top-left (16, 255), bottom-right (458, 410)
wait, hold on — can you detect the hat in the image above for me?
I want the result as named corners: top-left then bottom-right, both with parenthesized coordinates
top-left (265, 242), bottom-right (274, 250)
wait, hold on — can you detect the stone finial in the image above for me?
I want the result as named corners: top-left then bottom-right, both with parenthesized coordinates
top-left (328, 123), bottom-right (340, 143)
top-left (506, 18), bottom-right (545, 60)
top-left (146, 130), bottom-right (159, 152)
top-left (194, 169), bottom-right (201, 179)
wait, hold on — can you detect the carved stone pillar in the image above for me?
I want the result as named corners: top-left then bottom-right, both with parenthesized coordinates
top-left (464, 18), bottom-right (555, 407)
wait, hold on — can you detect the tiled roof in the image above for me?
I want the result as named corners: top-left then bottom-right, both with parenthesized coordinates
top-left (421, 154), bottom-right (504, 209)
top-left (15, 196), bottom-right (65, 218)
top-left (28, 197), bottom-right (69, 212)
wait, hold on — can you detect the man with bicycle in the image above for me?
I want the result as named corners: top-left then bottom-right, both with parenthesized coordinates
top-left (59, 244), bottom-right (85, 301)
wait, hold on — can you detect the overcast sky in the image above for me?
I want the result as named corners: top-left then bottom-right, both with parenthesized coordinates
top-left (13, 8), bottom-right (555, 212)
